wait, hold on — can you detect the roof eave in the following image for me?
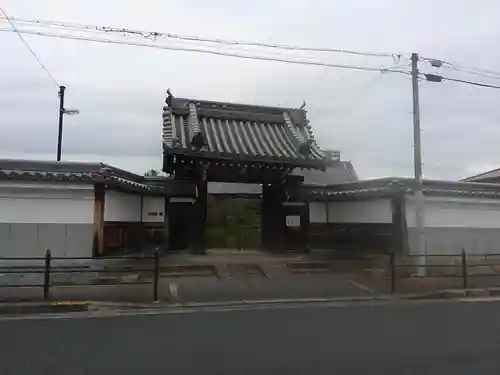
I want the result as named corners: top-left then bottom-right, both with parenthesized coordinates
top-left (165, 147), bottom-right (327, 170)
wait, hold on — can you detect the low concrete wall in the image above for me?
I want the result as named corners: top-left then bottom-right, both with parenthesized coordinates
top-left (309, 223), bottom-right (394, 252)
top-left (407, 227), bottom-right (500, 255)
top-left (0, 223), bottom-right (94, 259)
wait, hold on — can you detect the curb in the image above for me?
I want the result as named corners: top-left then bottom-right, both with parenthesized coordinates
top-left (2, 288), bottom-right (500, 316)
top-left (0, 301), bottom-right (90, 315)
top-left (405, 288), bottom-right (500, 300)
top-left (165, 295), bottom-right (393, 309)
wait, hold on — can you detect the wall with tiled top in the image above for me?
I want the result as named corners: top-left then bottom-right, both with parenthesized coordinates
top-left (104, 190), bottom-right (141, 222)
top-left (0, 182), bottom-right (94, 224)
top-left (406, 196), bottom-right (500, 228)
top-left (406, 196), bottom-right (500, 255)
top-left (309, 199), bottom-right (393, 224)
top-left (141, 196), bottom-right (165, 223)
top-left (0, 181), bottom-right (94, 259)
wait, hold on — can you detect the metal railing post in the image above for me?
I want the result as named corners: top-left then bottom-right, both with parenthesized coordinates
top-left (462, 248), bottom-right (468, 290)
top-left (43, 249), bottom-right (51, 301)
top-left (390, 252), bottom-right (396, 294)
top-left (153, 251), bottom-right (160, 302)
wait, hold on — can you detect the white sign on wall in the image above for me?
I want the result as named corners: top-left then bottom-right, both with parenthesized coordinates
top-left (286, 215), bottom-right (301, 227)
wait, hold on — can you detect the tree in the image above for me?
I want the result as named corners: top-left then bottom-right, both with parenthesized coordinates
top-left (144, 168), bottom-right (160, 177)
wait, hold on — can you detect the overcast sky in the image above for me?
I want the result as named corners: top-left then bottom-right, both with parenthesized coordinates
top-left (1, 0), bottom-right (500, 179)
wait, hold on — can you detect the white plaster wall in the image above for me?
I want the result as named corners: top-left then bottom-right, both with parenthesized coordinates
top-left (327, 199), bottom-right (392, 223)
top-left (0, 182), bottom-right (94, 224)
top-left (406, 196), bottom-right (500, 228)
top-left (142, 196), bottom-right (165, 223)
top-left (104, 190), bottom-right (141, 222)
top-left (310, 202), bottom-right (327, 223)
top-left (0, 182), bottom-right (95, 262)
top-left (405, 195), bottom-right (500, 255)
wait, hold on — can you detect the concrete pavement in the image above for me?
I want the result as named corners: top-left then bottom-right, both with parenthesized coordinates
top-left (2, 299), bottom-right (500, 373)
top-left (0, 272), bottom-right (383, 304)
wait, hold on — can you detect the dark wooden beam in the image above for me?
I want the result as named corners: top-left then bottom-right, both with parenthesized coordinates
top-left (391, 194), bottom-right (409, 255)
top-left (193, 166), bottom-right (208, 254)
top-left (93, 183), bottom-right (105, 256)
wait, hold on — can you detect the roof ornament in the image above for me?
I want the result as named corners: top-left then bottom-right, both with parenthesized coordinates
top-left (165, 88), bottom-right (174, 107)
top-left (298, 139), bottom-right (313, 156)
top-left (300, 100), bottom-right (307, 110)
top-left (172, 138), bottom-right (181, 148)
top-left (191, 131), bottom-right (206, 150)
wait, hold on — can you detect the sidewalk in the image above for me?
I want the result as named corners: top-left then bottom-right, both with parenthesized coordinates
top-left (0, 272), bottom-right (380, 305)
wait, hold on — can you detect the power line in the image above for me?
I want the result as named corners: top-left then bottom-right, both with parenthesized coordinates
top-left (445, 63), bottom-right (500, 79)
top-left (444, 66), bottom-right (500, 81)
top-left (0, 8), bottom-right (59, 87)
top-left (442, 76), bottom-right (500, 89)
top-left (0, 27), bottom-right (412, 75)
top-left (422, 73), bottom-right (500, 89)
top-left (0, 15), bottom-right (401, 59)
top-left (420, 56), bottom-right (500, 81)
top-left (0, 17), bottom-right (303, 59)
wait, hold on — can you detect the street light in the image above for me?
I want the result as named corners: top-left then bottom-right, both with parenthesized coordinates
top-left (57, 85), bottom-right (80, 162)
top-left (62, 108), bottom-right (80, 115)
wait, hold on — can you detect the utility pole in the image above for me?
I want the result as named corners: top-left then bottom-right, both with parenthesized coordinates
top-left (56, 85), bottom-right (66, 162)
top-left (411, 53), bottom-right (426, 274)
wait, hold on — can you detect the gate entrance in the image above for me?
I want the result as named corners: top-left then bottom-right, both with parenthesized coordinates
top-left (162, 91), bottom-right (331, 252)
top-left (206, 195), bottom-right (261, 250)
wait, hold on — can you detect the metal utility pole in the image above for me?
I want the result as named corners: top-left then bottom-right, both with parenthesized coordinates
top-left (56, 85), bottom-right (66, 162)
top-left (411, 53), bottom-right (426, 273)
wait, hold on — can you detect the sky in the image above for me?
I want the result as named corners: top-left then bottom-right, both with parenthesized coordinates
top-left (1, 0), bottom-right (500, 180)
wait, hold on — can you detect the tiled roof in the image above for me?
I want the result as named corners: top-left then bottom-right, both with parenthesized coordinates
top-left (462, 168), bottom-right (500, 183)
top-left (162, 94), bottom-right (328, 168)
top-left (305, 177), bottom-right (500, 200)
top-left (294, 161), bottom-right (358, 185)
top-left (0, 159), bottom-right (164, 195)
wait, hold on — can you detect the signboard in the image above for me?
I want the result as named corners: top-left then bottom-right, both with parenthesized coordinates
top-left (286, 215), bottom-right (300, 227)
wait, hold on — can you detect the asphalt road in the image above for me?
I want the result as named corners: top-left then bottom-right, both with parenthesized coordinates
top-left (2, 300), bottom-right (500, 374)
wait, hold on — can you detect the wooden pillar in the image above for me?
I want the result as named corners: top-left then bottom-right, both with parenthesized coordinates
top-left (261, 182), bottom-right (286, 252)
top-left (261, 184), bottom-right (270, 251)
top-left (163, 197), bottom-right (169, 248)
top-left (391, 193), bottom-right (409, 255)
top-left (93, 183), bottom-right (105, 256)
top-left (302, 201), bottom-right (310, 253)
top-left (193, 166), bottom-right (208, 254)
top-left (167, 198), bottom-right (194, 251)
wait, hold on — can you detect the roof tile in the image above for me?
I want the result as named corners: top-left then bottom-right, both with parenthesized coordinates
top-left (163, 95), bottom-right (329, 168)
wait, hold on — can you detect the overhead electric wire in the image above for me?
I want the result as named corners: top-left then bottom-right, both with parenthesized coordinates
top-left (445, 63), bottom-right (500, 79)
top-left (421, 72), bottom-right (500, 89)
top-left (0, 15), bottom-right (400, 59)
top-left (444, 66), bottom-right (500, 81)
top-left (0, 18), bottom-right (300, 58)
top-left (0, 27), bottom-right (412, 75)
top-left (420, 56), bottom-right (500, 81)
top-left (441, 76), bottom-right (500, 89)
top-left (0, 9), bottom-right (59, 87)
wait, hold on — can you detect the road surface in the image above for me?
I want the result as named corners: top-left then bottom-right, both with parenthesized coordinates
top-left (1, 299), bottom-right (500, 374)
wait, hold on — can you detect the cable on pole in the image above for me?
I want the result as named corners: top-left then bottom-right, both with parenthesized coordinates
top-left (441, 76), bottom-right (500, 89)
top-left (0, 28), bottom-right (412, 75)
top-left (0, 8), bottom-right (59, 87)
top-left (420, 56), bottom-right (500, 81)
top-left (0, 15), bottom-right (401, 59)
top-left (422, 73), bottom-right (500, 89)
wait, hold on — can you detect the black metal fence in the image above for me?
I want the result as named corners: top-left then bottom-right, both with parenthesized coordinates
top-left (285, 250), bottom-right (500, 295)
top-left (0, 250), bottom-right (161, 302)
top-left (2, 249), bottom-right (500, 302)
top-left (388, 250), bottom-right (500, 294)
